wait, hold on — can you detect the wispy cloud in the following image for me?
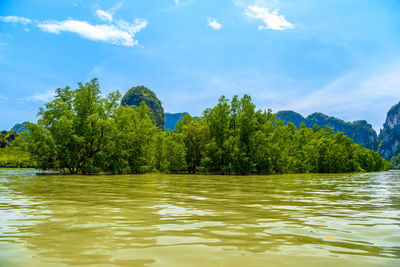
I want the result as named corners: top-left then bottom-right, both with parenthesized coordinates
top-left (245, 4), bottom-right (293, 30)
top-left (208, 18), bottom-right (222, 30)
top-left (24, 90), bottom-right (55, 102)
top-left (1, 5), bottom-right (147, 47)
top-left (95, 2), bottom-right (122, 22)
top-left (95, 10), bottom-right (113, 22)
top-left (38, 18), bottom-right (147, 47)
top-left (174, 0), bottom-right (179, 4)
top-left (0, 94), bottom-right (9, 101)
top-left (0, 16), bottom-right (32, 25)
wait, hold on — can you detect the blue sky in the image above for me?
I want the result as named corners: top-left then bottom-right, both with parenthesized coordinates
top-left (1, 0), bottom-right (400, 131)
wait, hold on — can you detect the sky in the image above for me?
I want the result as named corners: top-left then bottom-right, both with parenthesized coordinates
top-left (1, 0), bottom-right (400, 131)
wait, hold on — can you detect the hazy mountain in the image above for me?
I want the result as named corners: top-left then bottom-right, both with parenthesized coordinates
top-left (165, 113), bottom-right (199, 131)
top-left (11, 122), bottom-right (29, 133)
top-left (165, 113), bottom-right (188, 131)
top-left (276, 111), bottom-right (377, 150)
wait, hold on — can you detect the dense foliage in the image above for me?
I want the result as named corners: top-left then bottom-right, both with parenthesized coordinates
top-left (0, 148), bottom-right (35, 168)
top-left (198, 96), bottom-right (388, 174)
top-left (277, 111), bottom-right (378, 150)
top-left (389, 153), bottom-right (400, 169)
top-left (25, 80), bottom-right (389, 174)
top-left (0, 131), bottom-right (16, 148)
top-left (26, 79), bottom-right (182, 174)
top-left (0, 131), bottom-right (35, 167)
top-left (121, 86), bottom-right (165, 131)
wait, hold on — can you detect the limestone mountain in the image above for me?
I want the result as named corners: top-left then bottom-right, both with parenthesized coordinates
top-left (276, 111), bottom-right (377, 150)
top-left (121, 86), bottom-right (165, 131)
top-left (11, 122), bottom-right (29, 133)
top-left (378, 101), bottom-right (400, 161)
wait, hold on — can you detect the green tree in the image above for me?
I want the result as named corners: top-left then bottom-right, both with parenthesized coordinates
top-left (27, 79), bottom-right (121, 174)
top-left (181, 119), bottom-right (209, 173)
top-left (202, 96), bottom-right (232, 174)
top-left (109, 103), bottom-right (159, 173)
top-left (164, 132), bottom-right (187, 173)
top-left (175, 113), bottom-right (194, 134)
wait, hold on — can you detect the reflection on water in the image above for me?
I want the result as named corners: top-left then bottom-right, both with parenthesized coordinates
top-left (0, 169), bottom-right (399, 266)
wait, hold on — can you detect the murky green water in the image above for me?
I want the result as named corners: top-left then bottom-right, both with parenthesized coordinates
top-left (0, 169), bottom-right (399, 266)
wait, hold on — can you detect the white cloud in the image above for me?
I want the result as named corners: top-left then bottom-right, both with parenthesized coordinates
top-left (208, 18), bottom-right (222, 30)
top-left (1, 5), bottom-right (146, 47)
top-left (0, 94), bottom-right (9, 100)
top-left (245, 5), bottom-right (293, 30)
top-left (36, 5), bottom-right (147, 48)
top-left (25, 90), bottom-right (55, 102)
top-left (0, 16), bottom-right (32, 25)
top-left (174, 0), bottom-right (179, 4)
top-left (95, 10), bottom-right (113, 22)
top-left (38, 19), bottom-right (147, 47)
top-left (95, 3), bottom-right (122, 23)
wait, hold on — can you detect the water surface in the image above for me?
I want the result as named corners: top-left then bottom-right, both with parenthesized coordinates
top-left (0, 169), bottom-right (399, 266)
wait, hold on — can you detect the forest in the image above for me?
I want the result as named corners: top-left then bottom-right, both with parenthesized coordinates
top-left (1, 79), bottom-right (389, 174)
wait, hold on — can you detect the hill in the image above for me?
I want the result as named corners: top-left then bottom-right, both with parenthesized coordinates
top-left (378, 102), bottom-right (400, 164)
top-left (121, 86), bottom-right (165, 130)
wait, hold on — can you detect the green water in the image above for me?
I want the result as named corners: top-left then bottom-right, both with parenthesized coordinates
top-left (0, 169), bottom-right (399, 267)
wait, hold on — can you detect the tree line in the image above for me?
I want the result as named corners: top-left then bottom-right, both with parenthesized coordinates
top-left (23, 79), bottom-right (389, 174)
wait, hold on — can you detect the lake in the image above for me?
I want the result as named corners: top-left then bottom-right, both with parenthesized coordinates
top-left (0, 169), bottom-right (399, 266)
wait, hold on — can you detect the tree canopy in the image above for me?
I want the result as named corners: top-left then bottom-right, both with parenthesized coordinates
top-left (25, 79), bottom-right (389, 174)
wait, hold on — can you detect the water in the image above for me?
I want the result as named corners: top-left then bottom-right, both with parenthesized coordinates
top-left (0, 169), bottom-right (399, 267)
